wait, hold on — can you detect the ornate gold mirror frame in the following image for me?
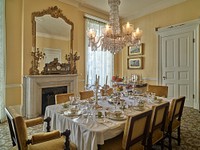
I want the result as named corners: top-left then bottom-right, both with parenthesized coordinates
top-left (32, 6), bottom-right (74, 51)
top-left (30, 6), bottom-right (75, 75)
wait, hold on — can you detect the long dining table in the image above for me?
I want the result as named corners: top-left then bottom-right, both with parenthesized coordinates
top-left (44, 95), bottom-right (171, 150)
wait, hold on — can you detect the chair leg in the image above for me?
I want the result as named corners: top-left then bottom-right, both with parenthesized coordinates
top-left (168, 131), bottom-right (172, 150)
top-left (160, 139), bottom-right (164, 150)
top-left (178, 126), bottom-right (181, 145)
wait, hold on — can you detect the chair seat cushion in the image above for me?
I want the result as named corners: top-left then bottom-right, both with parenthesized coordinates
top-left (100, 134), bottom-right (144, 150)
top-left (152, 129), bottom-right (163, 145)
top-left (29, 136), bottom-right (76, 150)
top-left (165, 119), bottom-right (181, 131)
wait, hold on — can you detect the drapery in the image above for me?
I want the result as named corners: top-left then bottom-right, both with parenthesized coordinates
top-left (85, 17), bottom-right (114, 86)
top-left (0, 0), bottom-right (6, 122)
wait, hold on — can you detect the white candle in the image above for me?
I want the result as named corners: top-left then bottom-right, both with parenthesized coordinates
top-left (106, 75), bottom-right (108, 85)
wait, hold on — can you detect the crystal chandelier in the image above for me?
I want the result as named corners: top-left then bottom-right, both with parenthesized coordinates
top-left (87, 0), bottom-right (142, 54)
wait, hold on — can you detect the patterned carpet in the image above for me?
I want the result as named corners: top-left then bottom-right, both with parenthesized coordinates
top-left (0, 107), bottom-right (200, 150)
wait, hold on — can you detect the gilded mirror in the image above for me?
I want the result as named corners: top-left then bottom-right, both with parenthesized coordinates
top-left (32, 6), bottom-right (74, 71)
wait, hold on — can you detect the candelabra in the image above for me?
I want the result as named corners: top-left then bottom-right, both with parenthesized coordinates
top-left (29, 48), bottom-right (45, 75)
top-left (65, 52), bottom-right (80, 74)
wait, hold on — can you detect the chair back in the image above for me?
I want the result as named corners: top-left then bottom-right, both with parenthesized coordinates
top-left (101, 88), bottom-right (113, 96)
top-left (150, 102), bottom-right (169, 133)
top-left (79, 90), bottom-right (94, 100)
top-left (5, 107), bottom-right (28, 150)
top-left (122, 109), bottom-right (152, 149)
top-left (147, 84), bottom-right (168, 98)
top-left (55, 93), bottom-right (74, 104)
top-left (169, 96), bottom-right (185, 122)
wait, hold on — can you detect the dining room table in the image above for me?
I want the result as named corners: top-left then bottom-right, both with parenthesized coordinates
top-left (44, 93), bottom-right (171, 150)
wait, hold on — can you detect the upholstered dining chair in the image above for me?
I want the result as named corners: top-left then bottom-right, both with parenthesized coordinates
top-left (79, 90), bottom-right (94, 100)
top-left (147, 102), bottom-right (169, 149)
top-left (165, 96), bottom-right (185, 150)
top-left (147, 85), bottom-right (168, 98)
top-left (55, 93), bottom-right (74, 104)
top-left (5, 106), bottom-right (77, 150)
top-left (100, 109), bottom-right (152, 150)
top-left (100, 88), bottom-right (113, 96)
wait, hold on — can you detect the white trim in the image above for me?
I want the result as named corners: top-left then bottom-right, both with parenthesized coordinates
top-left (156, 19), bottom-right (200, 110)
top-left (142, 77), bottom-right (157, 81)
top-left (6, 84), bottom-right (22, 88)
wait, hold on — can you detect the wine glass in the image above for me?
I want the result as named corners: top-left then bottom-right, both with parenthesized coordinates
top-left (113, 97), bottom-right (119, 111)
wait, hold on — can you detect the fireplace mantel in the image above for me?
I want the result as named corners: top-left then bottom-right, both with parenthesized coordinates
top-left (23, 74), bottom-right (78, 118)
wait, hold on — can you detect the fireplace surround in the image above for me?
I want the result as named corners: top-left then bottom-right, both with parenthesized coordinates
top-left (23, 74), bottom-right (78, 118)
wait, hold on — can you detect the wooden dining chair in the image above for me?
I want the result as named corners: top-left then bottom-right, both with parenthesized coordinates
top-left (55, 93), bottom-right (74, 104)
top-left (100, 109), bottom-right (152, 150)
top-left (147, 102), bottom-right (169, 149)
top-left (5, 106), bottom-right (77, 150)
top-left (165, 96), bottom-right (185, 150)
top-left (100, 88), bottom-right (113, 96)
top-left (79, 90), bottom-right (94, 100)
top-left (147, 85), bottom-right (168, 98)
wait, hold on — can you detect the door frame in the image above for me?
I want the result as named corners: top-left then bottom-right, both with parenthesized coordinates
top-left (156, 19), bottom-right (200, 110)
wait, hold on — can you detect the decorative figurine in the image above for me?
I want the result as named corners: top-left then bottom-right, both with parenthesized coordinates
top-left (29, 48), bottom-right (45, 75)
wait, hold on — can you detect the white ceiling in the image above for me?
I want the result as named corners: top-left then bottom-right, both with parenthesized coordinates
top-left (36, 0), bottom-right (187, 40)
top-left (59, 0), bottom-right (186, 20)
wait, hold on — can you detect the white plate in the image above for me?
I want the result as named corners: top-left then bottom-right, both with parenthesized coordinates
top-left (108, 115), bottom-right (127, 121)
top-left (96, 118), bottom-right (105, 123)
top-left (151, 99), bottom-right (163, 104)
top-left (63, 110), bottom-right (82, 117)
top-left (133, 106), bottom-right (146, 111)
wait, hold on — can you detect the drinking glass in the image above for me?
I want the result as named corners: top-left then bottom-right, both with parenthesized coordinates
top-left (69, 96), bottom-right (74, 105)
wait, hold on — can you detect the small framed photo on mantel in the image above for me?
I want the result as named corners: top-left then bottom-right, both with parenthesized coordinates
top-left (127, 57), bottom-right (143, 69)
top-left (128, 44), bottom-right (143, 56)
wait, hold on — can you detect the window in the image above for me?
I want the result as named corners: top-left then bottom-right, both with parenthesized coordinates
top-left (85, 17), bottom-right (114, 86)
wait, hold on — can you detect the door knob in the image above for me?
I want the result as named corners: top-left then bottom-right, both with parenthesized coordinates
top-left (163, 76), bottom-right (166, 80)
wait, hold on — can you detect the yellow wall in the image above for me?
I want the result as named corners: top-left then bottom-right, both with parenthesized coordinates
top-left (120, 0), bottom-right (200, 85)
top-left (6, 0), bottom-right (22, 106)
top-left (6, 0), bottom-right (108, 106)
top-left (6, 0), bottom-right (200, 106)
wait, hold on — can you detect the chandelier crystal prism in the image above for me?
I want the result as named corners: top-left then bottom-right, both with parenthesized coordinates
top-left (87, 0), bottom-right (142, 54)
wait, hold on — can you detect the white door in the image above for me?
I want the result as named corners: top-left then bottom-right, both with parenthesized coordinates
top-left (161, 31), bottom-right (194, 107)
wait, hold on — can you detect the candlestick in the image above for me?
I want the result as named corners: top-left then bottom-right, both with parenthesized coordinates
top-left (86, 74), bottom-right (88, 85)
top-left (106, 75), bottom-right (108, 85)
top-left (97, 76), bottom-right (100, 85)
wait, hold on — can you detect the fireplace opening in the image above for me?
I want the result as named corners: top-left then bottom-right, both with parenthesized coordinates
top-left (42, 86), bottom-right (67, 115)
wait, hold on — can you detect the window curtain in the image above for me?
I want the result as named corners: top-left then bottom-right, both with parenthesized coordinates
top-left (85, 17), bottom-right (114, 86)
top-left (0, 0), bottom-right (6, 122)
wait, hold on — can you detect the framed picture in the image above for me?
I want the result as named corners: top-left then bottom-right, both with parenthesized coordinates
top-left (127, 57), bottom-right (143, 69)
top-left (128, 44), bottom-right (143, 56)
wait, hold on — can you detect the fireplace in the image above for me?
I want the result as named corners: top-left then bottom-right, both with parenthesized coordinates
top-left (23, 74), bottom-right (78, 118)
top-left (42, 86), bottom-right (67, 115)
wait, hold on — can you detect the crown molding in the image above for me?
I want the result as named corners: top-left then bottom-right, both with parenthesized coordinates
top-left (58, 0), bottom-right (80, 8)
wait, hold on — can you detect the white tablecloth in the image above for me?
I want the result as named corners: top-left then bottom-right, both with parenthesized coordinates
top-left (44, 96), bottom-right (171, 150)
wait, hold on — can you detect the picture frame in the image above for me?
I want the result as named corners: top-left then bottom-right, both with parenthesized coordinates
top-left (127, 57), bottom-right (143, 69)
top-left (128, 44), bottom-right (143, 56)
